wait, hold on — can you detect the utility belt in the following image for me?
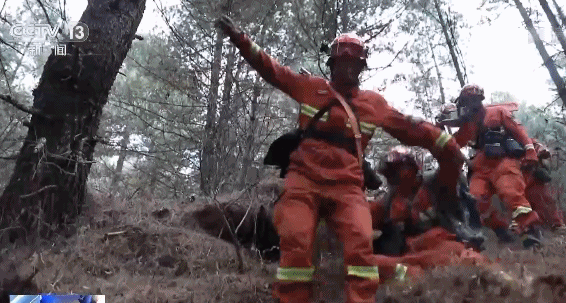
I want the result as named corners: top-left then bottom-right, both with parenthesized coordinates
top-left (303, 128), bottom-right (357, 155)
top-left (477, 127), bottom-right (525, 159)
top-left (263, 92), bottom-right (382, 190)
top-left (304, 128), bottom-right (382, 190)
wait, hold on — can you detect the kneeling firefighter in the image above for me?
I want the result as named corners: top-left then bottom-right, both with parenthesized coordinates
top-left (440, 84), bottom-right (543, 248)
top-left (371, 147), bottom-right (513, 285)
top-left (371, 146), bottom-right (485, 254)
top-left (216, 16), bottom-right (466, 303)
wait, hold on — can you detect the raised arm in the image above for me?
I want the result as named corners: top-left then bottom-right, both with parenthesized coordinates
top-left (216, 16), bottom-right (306, 100)
top-left (376, 103), bottom-right (464, 164)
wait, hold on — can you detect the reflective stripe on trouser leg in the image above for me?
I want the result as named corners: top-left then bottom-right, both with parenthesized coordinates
top-left (395, 264), bottom-right (408, 282)
top-left (276, 267), bottom-right (315, 282)
top-left (347, 265), bottom-right (379, 280)
top-left (512, 206), bottom-right (533, 219)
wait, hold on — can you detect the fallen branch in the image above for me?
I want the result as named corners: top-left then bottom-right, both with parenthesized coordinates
top-left (103, 230), bottom-right (127, 240)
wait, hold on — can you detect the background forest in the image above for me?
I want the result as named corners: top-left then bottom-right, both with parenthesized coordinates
top-left (1, 0), bottom-right (565, 202)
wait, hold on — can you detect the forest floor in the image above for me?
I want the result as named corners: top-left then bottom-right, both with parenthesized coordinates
top-left (1, 191), bottom-right (566, 303)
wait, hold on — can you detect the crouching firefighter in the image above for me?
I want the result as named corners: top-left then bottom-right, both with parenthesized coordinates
top-left (216, 16), bottom-right (466, 303)
top-left (370, 146), bottom-right (487, 282)
top-left (523, 138), bottom-right (566, 233)
top-left (441, 84), bottom-right (543, 249)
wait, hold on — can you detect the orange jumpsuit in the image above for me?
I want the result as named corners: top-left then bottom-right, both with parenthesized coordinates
top-left (370, 170), bottom-right (490, 282)
top-left (453, 106), bottom-right (541, 234)
top-left (229, 32), bottom-right (464, 303)
top-left (524, 140), bottom-right (565, 229)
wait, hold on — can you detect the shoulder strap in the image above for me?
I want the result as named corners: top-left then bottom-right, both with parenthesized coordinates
top-left (326, 86), bottom-right (364, 168)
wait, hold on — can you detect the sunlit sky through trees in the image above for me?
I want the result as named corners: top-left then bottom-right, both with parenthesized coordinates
top-left (5, 0), bottom-right (562, 117)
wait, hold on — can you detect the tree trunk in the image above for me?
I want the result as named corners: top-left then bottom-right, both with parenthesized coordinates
top-left (512, 0), bottom-right (566, 106)
top-left (200, 30), bottom-right (224, 196)
top-left (433, 0), bottom-right (466, 87)
top-left (0, 0), bottom-right (146, 242)
top-left (552, 0), bottom-right (566, 29)
top-left (538, 0), bottom-right (566, 55)
top-left (238, 76), bottom-right (262, 190)
top-left (111, 127), bottom-right (130, 189)
top-left (341, 0), bottom-right (350, 32)
top-left (217, 47), bottom-right (240, 190)
top-left (428, 38), bottom-right (446, 105)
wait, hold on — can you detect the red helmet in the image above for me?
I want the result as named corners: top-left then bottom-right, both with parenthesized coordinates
top-left (378, 146), bottom-right (420, 183)
top-left (458, 84), bottom-right (485, 101)
top-left (327, 33), bottom-right (368, 68)
top-left (386, 146), bottom-right (412, 163)
top-left (381, 146), bottom-right (420, 170)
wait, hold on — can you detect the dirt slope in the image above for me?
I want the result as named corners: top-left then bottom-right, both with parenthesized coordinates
top-left (1, 192), bottom-right (566, 303)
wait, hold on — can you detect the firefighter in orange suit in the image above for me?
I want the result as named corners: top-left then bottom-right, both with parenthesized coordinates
top-left (216, 16), bottom-right (465, 303)
top-left (523, 139), bottom-right (566, 233)
top-left (370, 146), bottom-right (489, 282)
top-left (450, 84), bottom-right (542, 248)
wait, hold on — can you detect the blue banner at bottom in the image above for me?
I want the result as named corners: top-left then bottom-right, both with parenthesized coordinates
top-left (9, 295), bottom-right (105, 303)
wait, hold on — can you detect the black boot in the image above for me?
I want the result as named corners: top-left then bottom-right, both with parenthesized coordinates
top-left (493, 227), bottom-right (517, 244)
top-left (521, 227), bottom-right (543, 249)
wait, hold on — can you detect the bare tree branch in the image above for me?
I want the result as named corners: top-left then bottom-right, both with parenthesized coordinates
top-left (0, 95), bottom-right (50, 118)
top-left (0, 37), bottom-right (24, 55)
top-left (367, 41), bottom-right (409, 71)
top-left (36, 0), bottom-right (53, 27)
top-left (0, 56), bottom-right (12, 95)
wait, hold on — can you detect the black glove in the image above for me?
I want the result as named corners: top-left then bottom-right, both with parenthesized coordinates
top-left (363, 159), bottom-right (382, 190)
top-left (215, 15), bottom-right (242, 39)
top-left (533, 166), bottom-right (552, 183)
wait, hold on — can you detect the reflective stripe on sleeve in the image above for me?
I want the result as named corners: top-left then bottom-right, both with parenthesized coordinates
top-left (346, 121), bottom-right (376, 135)
top-left (250, 42), bottom-right (262, 59)
top-left (276, 267), bottom-right (315, 282)
top-left (347, 265), bottom-right (379, 280)
top-left (512, 206), bottom-right (533, 219)
top-left (435, 132), bottom-right (453, 150)
top-left (524, 143), bottom-right (535, 150)
top-left (300, 104), bottom-right (328, 121)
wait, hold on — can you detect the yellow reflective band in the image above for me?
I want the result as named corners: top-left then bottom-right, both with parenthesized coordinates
top-left (435, 132), bottom-right (453, 149)
top-left (360, 121), bottom-right (377, 132)
top-left (345, 122), bottom-right (375, 135)
top-left (360, 122), bottom-right (377, 135)
top-left (276, 267), bottom-right (315, 282)
top-left (347, 265), bottom-right (379, 280)
top-left (395, 264), bottom-right (408, 282)
top-left (300, 104), bottom-right (317, 116)
top-left (300, 104), bottom-right (328, 121)
top-left (512, 206), bottom-right (533, 219)
top-left (250, 42), bottom-right (262, 58)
